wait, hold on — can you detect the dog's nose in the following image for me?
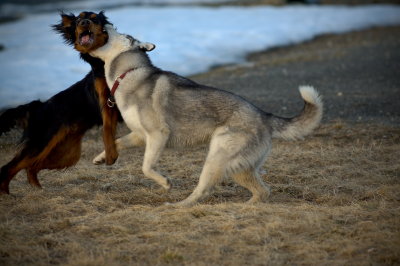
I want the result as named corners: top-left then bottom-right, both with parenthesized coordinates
top-left (79, 19), bottom-right (91, 27)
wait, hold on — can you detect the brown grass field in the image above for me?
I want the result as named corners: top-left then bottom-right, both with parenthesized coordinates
top-left (1, 25), bottom-right (400, 265)
top-left (1, 121), bottom-right (399, 265)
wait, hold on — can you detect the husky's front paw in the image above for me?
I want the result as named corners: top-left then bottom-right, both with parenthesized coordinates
top-left (164, 199), bottom-right (196, 208)
top-left (162, 177), bottom-right (172, 191)
top-left (92, 151), bottom-right (106, 165)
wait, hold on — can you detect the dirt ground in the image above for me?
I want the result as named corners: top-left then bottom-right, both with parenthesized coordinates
top-left (193, 26), bottom-right (400, 125)
top-left (0, 26), bottom-right (399, 265)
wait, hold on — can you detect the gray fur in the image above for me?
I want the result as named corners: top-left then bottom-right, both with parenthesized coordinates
top-left (90, 25), bottom-right (323, 206)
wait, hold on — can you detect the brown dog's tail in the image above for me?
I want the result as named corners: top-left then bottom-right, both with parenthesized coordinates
top-left (270, 86), bottom-right (323, 140)
top-left (0, 101), bottom-right (42, 136)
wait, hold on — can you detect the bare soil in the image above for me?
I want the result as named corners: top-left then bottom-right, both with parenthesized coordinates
top-left (0, 26), bottom-right (399, 265)
top-left (193, 26), bottom-right (400, 125)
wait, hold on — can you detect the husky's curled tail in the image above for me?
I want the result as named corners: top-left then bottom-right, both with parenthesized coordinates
top-left (271, 86), bottom-right (323, 140)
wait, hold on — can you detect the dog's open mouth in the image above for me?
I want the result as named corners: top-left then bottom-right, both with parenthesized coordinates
top-left (79, 30), bottom-right (94, 46)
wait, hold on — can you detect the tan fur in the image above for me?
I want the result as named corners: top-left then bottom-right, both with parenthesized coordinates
top-left (90, 26), bottom-right (323, 206)
top-left (94, 78), bottom-right (119, 164)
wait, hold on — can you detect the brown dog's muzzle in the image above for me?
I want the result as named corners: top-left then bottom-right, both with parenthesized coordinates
top-left (79, 19), bottom-right (91, 27)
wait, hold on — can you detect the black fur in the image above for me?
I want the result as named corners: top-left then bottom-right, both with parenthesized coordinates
top-left (0, 11), bottom-right (117, 194)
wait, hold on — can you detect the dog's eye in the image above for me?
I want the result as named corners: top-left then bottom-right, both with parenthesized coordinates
top-left (91, 17), bottom-right (98, 23)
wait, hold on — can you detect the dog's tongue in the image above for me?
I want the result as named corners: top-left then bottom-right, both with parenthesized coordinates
top-left (81, 35), bottom-right (90, 45)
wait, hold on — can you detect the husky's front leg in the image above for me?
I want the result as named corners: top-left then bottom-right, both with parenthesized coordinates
top-left (142, 131), bottom-right (171, 190)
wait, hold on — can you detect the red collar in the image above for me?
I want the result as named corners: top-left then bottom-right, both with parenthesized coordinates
top-left (107, 68), bottom-right (135, 108)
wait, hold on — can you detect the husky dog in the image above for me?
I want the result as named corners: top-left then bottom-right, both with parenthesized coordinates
top-left (90, 25), bottom-right (323, 206)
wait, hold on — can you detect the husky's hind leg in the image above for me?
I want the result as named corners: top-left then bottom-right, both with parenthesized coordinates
top-left (169, 128), bottom-right (236, 207)
top-left (171, 152), bottom-right (227, 207)
top-left (232, 170), bottom-right (270, 203)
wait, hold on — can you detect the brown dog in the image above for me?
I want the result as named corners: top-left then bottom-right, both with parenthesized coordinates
top-left (0, 11), bottom-right (119, 194)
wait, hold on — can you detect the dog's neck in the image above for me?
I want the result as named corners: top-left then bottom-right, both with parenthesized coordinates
top-left (90, 27), bottom-right (130, 62)
top-left (80, 53), bottom-right (105, 78)
top-left (90, 26), bottom-right (156, 89)
top-left (106, 50), bottom-right (154, 88)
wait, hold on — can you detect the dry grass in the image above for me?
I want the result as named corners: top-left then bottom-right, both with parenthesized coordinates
top-left (0, 121), bottom-right (399, 265)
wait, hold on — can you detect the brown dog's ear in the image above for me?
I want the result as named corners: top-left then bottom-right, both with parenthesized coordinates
top-left (98, 10), bottom-right (111, 25)
top-left (52, 12), bottom-right (77, 45)
top-left (61, 13), bottom-right (76, 28)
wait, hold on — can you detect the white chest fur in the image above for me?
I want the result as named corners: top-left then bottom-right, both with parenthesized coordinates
top-left (117, 98), bottom-right (144, 133)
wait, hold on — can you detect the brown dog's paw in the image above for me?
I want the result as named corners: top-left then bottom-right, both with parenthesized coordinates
top-left (105, 151), bottom-right (118, 165)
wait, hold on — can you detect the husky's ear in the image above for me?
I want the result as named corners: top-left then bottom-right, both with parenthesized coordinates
top-left (139, 42), bottom-right (156, 52)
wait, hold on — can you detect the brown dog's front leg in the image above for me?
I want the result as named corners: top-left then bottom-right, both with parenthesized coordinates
top-left (95, 78), bottom-right (119, 165)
